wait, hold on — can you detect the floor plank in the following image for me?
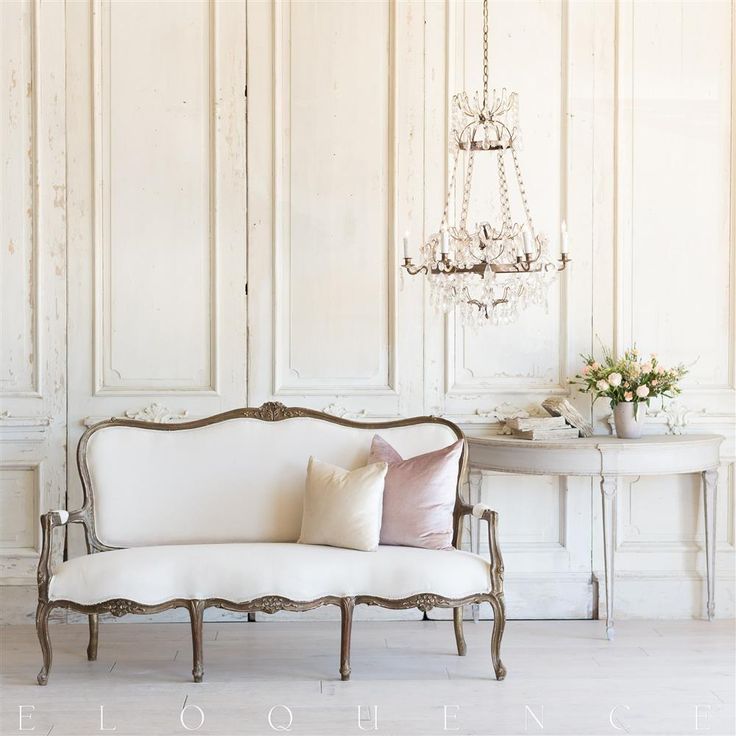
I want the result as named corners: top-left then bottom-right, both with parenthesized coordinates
top-left (1, 620), bottom-right (734, 735)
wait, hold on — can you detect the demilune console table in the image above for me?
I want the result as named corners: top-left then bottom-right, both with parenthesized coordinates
top-left (466, 434), bottom-right (724, 639)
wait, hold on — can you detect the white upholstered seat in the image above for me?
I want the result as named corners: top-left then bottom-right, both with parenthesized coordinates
top-left (49, 542), bottom-right (490, 606)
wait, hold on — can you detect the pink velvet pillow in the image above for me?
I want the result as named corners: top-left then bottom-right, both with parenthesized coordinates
top-left (368, 435), bottom-right (464, 550)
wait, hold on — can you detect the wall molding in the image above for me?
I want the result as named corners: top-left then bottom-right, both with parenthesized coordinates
top-left (0, 412), bottom-right (50, 442)
top-left (83, 402), bottom-right (191, 428)
top-left (91, 0), bottom-right (218, 396)
top-left (271, 0), bottom-right (398, 398)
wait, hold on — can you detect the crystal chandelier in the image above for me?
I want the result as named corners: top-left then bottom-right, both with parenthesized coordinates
top-left (401, 0), bottom-right (570, 326)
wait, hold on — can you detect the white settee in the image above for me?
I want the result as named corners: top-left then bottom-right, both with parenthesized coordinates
top-left (36, 403), bottom-right (506, 684)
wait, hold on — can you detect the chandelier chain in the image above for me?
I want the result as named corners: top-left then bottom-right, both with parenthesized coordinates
top-left (459, 151), bottom-right (475, 231)
top-left (497, 153), bottom-right (512, 231)
top-left (441, 148), bottom-right (461, 228)
top-left (511, 148), bottom-right (534, 232)
top-left (482, 0), bottom-right (489, 111)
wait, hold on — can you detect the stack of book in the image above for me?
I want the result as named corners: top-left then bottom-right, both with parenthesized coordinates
top-left (505, 416), bottom-right (580, 440)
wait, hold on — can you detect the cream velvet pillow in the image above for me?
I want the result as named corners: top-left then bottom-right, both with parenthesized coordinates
top-left (298, 457), bottom-right (388, 552)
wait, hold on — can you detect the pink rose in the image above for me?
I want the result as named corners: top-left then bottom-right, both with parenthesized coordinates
top-left (624, 391), bottom-right (633, 401)
top-left (636, 385), bottom-right (650, 398)
top-left (591, 362), bottom-right (600, 370)
top-left (642, 362), bottom-right (653, 373)
top-left (581, 365), bottom-right (591, 376)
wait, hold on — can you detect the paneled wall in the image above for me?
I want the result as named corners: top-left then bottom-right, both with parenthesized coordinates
top-left (1, 0), bottom-right (66, 618)
top-left (592, 0), bottom-right (736, 618)
top-left (1, 0), bottom-right (734, 622)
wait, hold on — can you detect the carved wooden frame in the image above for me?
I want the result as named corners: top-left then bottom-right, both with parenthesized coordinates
top-left (36, 402), bottom-right (506, 684)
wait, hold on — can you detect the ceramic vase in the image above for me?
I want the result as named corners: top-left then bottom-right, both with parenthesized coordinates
top-left (613, 402), bottom-right (644, 439)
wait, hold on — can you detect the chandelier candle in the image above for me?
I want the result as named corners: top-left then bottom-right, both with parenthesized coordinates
top-left (522, 228), bottom-right (533, 254)
top-left (561, 221), bottom-right (569, 255)
top-left (401, 0), bottom-right (571, 326)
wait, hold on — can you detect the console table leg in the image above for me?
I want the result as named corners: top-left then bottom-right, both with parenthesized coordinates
top-left (702, 469), bottom-right (718, 621)
top-left (468, 469), bottom-right (483, 623)
top-left (600, 476), bottom-right (617, 641)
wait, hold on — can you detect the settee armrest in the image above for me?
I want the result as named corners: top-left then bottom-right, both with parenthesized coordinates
top-left (458, 503), bottom-right (504, 594)
top-left (37, 509), bottom-right (85, 602)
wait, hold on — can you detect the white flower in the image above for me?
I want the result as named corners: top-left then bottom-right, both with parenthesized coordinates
top-left (596, 379), bottom-right (610, 392)
top-left (608, 372), bottom-right (622, 387)
top-left (636, 385), bottom-right (650, 398)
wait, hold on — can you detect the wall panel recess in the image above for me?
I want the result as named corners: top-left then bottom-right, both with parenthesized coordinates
top-left (273, 0), bottom-right (393, 395)
top-left (93, 0), bottom-right (216, 394)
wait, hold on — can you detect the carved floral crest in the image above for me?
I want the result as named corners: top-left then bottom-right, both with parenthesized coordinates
top-left (124, 403), bottom-right (188, 423)
top-left (252, 402), bottom-right (308, 421)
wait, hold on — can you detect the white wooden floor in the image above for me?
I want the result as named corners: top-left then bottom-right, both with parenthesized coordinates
top-left (1, 619), bottom-right (734, 735)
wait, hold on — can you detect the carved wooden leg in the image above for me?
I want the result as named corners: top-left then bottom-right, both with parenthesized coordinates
top-left (36, 602), bottom-right (53, 686)
top-left (339, 597), bottom-right (355, 681)
top-left (703, 469), bottom-right (718, 621)
top-left (468, 469), bottom-right (483, 623)
top-left (87, 614), bottom-right (99, 661)
top-left (453, 607), bottom-right (467, 656)
top-left (188, 600), bottom-right (205, 683)
top-left (600, 476), bottom-right (617, 640)
top-left (489, 595), bottom-right (506, 680)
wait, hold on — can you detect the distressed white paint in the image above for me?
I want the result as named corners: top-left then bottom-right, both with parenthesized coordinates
top-left (0, 0), bottom-right (67, 592)
top-left (1, 0), bottom-right (37, 397)
top-left (0, 0), bottom-right (734, 622)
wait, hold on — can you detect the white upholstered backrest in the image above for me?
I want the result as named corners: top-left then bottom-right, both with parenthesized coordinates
top-left (83, 415), bottom-right (462, 548)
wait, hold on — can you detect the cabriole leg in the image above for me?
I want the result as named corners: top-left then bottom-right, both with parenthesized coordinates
top-left (87, 614), bottom-right (99, 661)
top-left (188, 601), bottom-right (205, 683)
top-left (489, 595), bottom-right (506, 681)
top-left (36, 602), bottom-right (53, 686)
top-left (339, 597), bottom-right (355, 681)
top-left (453, 607), bottom-right (467, 656)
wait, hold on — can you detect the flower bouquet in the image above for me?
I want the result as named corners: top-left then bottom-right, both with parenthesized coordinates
top-left (572, 347), bottom-right (688, 438)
